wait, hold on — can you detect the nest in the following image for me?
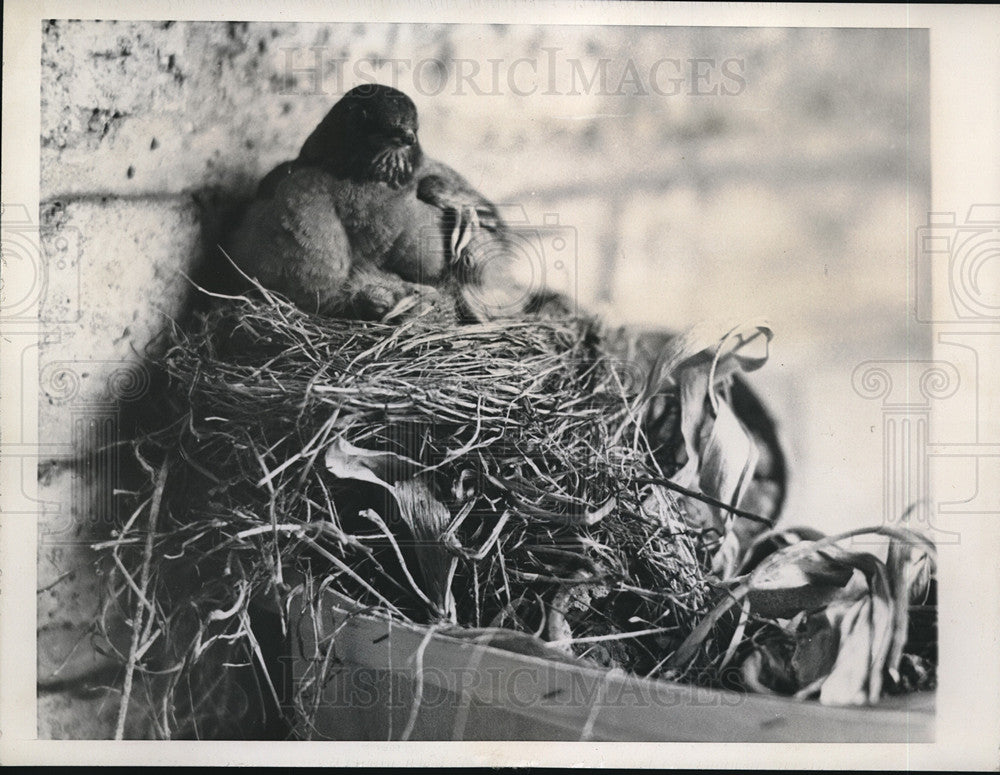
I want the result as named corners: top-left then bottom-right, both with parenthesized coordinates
top-left (97, 285), bottom-right (936, 739)
top-left (98, 286), bottom-right (729, 738)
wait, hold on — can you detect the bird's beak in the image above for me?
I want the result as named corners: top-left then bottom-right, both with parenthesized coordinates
top-left (392, 128), bottom-right (417, 147)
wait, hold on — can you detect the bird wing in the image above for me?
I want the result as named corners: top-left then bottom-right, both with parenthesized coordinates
top-left (227, 165), bottom-right (353, 315)
top-left (416, 159), bottom-right (505, 231)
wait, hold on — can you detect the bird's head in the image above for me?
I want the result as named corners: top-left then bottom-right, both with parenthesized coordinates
top-left (299, 83), bottom-right (423, 187)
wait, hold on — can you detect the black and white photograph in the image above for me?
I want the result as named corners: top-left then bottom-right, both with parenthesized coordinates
top-left (1, 1), bottom-right (998, 768)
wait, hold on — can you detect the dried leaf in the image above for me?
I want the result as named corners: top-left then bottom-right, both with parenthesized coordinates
top-left (741, 632), bottom-right (798, 695)
top-left (669, 364), bottom-right (712, 492)
top-left (700, 391), bottom-right (760, 504)
top-left (746, 538), bottom-right (896, 704)
top-left (738, 526), bottom-right (827, 574)
top-left (820, 546), bottom-right (894, 704)
top-left (746, 548), bottom-right (860, 618)
top-left (393, 477), bottom-right (455, 616)
top-left (324, 437), bottom-right (452, 615)
top-left (817, 597), bottom-right (876, 705)
top-left (885, 528), bottom-right (936, 681)
top-left (791, 608), bottom-right (841, 687)
top-left (323, 436), bottom-right (421, 487)
top-left (700, 399), bottom-right (760, 576)
top-left (660, 322), bottom-right (773, 577)
top-left (640, 319), bottom-right (774, 403)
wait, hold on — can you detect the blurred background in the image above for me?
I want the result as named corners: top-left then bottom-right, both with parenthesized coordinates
top-left (36, 21), bottom-right (929, 736)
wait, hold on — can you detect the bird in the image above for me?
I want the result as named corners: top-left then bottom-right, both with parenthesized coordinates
top-left (227, 83), bottom-right (522, 322)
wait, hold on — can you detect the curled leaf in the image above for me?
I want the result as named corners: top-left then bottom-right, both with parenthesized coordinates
top-left (324, 437), bottom-right (453, 615)
top-left (738, 526), bottom-right (828, 574)
top-left (658, 323), bottom-right (773, 577)
top-left (323, 436), bottom-right (422, 488)
top-left (885, 527), bottom-right (936, 681)
top-left (734, 530), bottom-right (905, 705)
top-left (816, 597), bottom-right (878, 705)
top-left (746, 548), bottom-right (860, 618)
top-left (640, 319), bottom-right (774, 403)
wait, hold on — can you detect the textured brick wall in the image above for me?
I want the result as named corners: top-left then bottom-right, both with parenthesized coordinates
top-left (34, 20), bottom-right (928, 738)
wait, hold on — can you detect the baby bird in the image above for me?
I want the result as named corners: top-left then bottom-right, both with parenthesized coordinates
top-left (228, 83), bottom-right (518, 321)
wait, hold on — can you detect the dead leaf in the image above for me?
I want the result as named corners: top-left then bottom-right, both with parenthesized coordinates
top-left (324, 437), bottom-right (453, 617)
top-left (816, 597), bottom-right (876, 705)
top-left (885, 527), bottom-right (936, 681)
top-left (746, 548), bottom-right (861, 618)
top-left (791, 608), bottom-right (841, 687)
top-left (323, 436), bottom-right (422, 487)
top-left (738, 535), bottom-right (896, 705)
top-left (741, 632), bottom-right (798, 695)
top-left (640, 319), bottom-right (774, 404)
top-left (649, 322), bottom-right (773, 578)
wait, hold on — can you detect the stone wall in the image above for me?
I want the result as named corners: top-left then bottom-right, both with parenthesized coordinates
top-left (33, 20), bottom-right (928, 737)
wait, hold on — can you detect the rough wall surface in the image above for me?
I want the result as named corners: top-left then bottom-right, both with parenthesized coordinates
top-left (35, 20), bottom-right (928, 738)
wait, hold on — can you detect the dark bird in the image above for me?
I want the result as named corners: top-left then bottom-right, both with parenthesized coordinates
top-left (228, 83), bottom-right (521, 322)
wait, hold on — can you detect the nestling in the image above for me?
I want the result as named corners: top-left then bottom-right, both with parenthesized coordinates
top-left (228, 83), bottom-right (522, 321)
